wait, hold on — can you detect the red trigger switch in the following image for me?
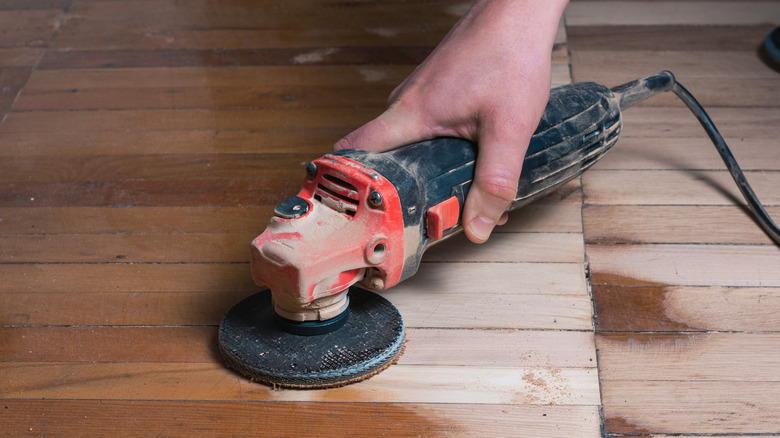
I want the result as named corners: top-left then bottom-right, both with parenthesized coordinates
top-left (426, 196), bottom-right (460, 239)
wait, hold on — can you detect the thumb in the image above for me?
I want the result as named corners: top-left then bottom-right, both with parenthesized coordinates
top-left (462, 124), bottom-right (529, 244)
top-left (333, 104), bottom-right (433, 153)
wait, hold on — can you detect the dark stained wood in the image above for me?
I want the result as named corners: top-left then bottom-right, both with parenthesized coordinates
top-left (15, 84), bottom-right (397, 110)
top-left (0, 128), bottom-right (348, 155)
top-left (0, 178), bottom-right (300, 207)
top-left (38, 47), bottom-right (434, 69)
top-left (0, 291), bottom-right (255, 326)
top-left (0, 263), bottom-right (258, 293)
top-left (0, 153), bottom-right (317, 182)
top-left (0, 9), bottom-right (61, 47)
top-left (0, 206), bottom-right (275, 234)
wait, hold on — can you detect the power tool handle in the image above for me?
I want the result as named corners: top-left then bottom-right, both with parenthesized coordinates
top-left (380, 80), bottom-right (623, 243)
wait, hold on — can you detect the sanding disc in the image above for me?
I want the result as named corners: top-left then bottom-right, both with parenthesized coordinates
top-left (218, 287), bottom-right (404, 389)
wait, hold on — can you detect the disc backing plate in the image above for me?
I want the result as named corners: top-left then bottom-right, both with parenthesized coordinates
top-left (218, 288), bottom-right (404, 389)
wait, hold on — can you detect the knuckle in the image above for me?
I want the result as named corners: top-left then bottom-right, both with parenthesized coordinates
top-left (477, 173), bottom-right (518, 203)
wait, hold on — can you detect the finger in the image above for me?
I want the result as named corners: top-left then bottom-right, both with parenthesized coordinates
top-left (462, 121), bottom-right (530, 243)
top-left (333, 104), bottom-right (433, 153)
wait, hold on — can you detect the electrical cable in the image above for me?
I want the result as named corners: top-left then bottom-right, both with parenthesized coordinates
top-left (670, 81), bottom-right (780, 245)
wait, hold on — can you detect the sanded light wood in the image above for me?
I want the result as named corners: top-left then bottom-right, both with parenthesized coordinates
top-left (423, 231), bottom-right (585, 263)
top-left (584, 205), bottom-right (780, 244)
top-left (583, 170), bottom-right (780, 206)
top-left (588, 244), bottom-right (780, 287)
top-left (601, 380), bottom-right (780, 434)
top-left (622, 107), bottom-right (780, 139)
top-left (594, 137), bottom-right (780, 171)
top-left (597, 332), bottom-right (780, 381)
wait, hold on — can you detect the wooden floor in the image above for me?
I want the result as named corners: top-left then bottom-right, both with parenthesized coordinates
top-left (1, 0), bottom-right (779, 436)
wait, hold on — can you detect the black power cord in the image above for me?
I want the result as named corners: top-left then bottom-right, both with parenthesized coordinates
top-left (612, 71), bottom-right (780, 245)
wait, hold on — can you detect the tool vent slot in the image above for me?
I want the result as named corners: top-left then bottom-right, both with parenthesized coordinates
top-left (315, 174), bottom-right (360, 215)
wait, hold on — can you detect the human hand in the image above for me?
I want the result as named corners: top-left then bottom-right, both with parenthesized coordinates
top-left (334, 0), bottom-right (568, 243)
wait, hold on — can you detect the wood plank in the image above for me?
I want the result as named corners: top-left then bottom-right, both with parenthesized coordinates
top-left (16, 83), bottom-right (396, 111)
top-left (0, 234), bottom-right (257, 263)
top-left (38, 46), bottom-right (434, 69)
top-left (392, 262), bottom-right (588, 296)
top-left (0, 263), bottom-right (258, 293)
top-left (593, 285), bottom-right (780, 332)
top-left (588, 244), bottom-right (780, 287)
top-left (0, 206), bottom-right (275, 235)
top-left (601, 380), bottom-right (780, 434)
top-left (595, 137), bottom-right (780, 171)
top-left (0, 9), bottom-right (60, 47)
top-left (0, 0), bottom-right (70, 9)
top-left (0, 129), bottom-right (345, 156)
top-left (0, 362), bottom-right (601, 405)
top-left (597, 333), bottom-right (780, 381)
top-left (48, 0), bottom-right (464, 50)
top-left (575, 50), bottom-right (778, 81)
top-left (583, 205), bottom-right (780, 244)
top-left (621, 107), bottom-right (780, 139)
top-left (571, 51), bottom-right (780, 107)
top-left (568, 24), bottom-right (777, 52)
top-left (0, 400), bottom-right (602, 438)
top-left (24, 66), bottom-right (413, 89)
top-left (499, 204), bottom-right (583, 233)
top-left (0, 291), bottom-right (253, 326)
top-left (0, 153), bottom-right (315, 182)
top-left (566, 1), bottom-right (780, 26)
top-left (0, 47), bottom-right (42, 66)
top-left (0, 205), bottom-right (579, 235)
top-left (0, 178), bottom-right (301, 207)
top-left (0, 107), bottom-right (385, 132)
top-left (392, 291), bottom-right (594, 330)
top-left (0, 287), bottom-right (593, 330)
top-left (0, 326), bottom-right (596, 368)
top-left (423, 232), bottom-right (584, 263)
top-left (3, 152), bottom-right (316, 182)
top-left (583, 170), bottom-right (780, 206)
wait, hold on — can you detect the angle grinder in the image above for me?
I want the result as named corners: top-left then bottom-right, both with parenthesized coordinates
top-left (218, 71), bottom-right (780, 389)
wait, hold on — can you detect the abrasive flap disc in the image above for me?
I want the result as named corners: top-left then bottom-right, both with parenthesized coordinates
top-left (218, 288), bottom-right (404, 389)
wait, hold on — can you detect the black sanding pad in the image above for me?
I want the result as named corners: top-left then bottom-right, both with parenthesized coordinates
top-left (218, 288), bottom-right (404, 389)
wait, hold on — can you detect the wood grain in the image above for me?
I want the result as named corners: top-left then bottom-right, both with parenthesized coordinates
top-left (583, 205), bottom-right (780, 244)
top-left (0, 362), bottom-right (600, 405)
top-left (1, 326), bottom-right (596, 368)
top-left (583, 170), bottom-right (780, 206)
top-left (593, 285), bottom-right (780, 332)
top-left (601, 380), bottom-right (780, 434)
top-left (570, 0), bottom-right (780, 435)
top-left (594, 137), bottom-right (780, 171)
top-left (567, 1), bottom-right (780, 26)
top-left (588, 244), bottom-right (780, 287)
top-left (0, 400), bottom-right (602, 438)
top-left (0, 0), bottom-right (593, 436)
